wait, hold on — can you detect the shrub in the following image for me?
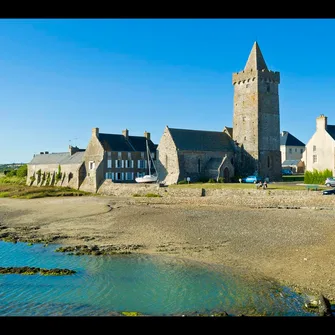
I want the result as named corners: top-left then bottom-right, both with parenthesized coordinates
top-left (208, 178), bottom-right (216, 183)
top-left (16, 165), bottom-right (27, 178)
top-left (304, 169), bottom-right (332, 184)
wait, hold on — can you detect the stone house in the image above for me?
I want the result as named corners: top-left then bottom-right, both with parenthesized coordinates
top-left (79, 128), bottom-right (157, 193)
top-left (280, 131), bottom-right (305, 173)
top-left (302, 114), bottom-right (335, 176)
top-left (157, 41), bottom-right (282, 184)
top-left (27, 128), bottom-right (157, 192)
top-left (26, 146), bottom-right (86, 189)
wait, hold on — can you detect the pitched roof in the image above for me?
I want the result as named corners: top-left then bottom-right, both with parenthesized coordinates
top-left (282, 159), bottom-right (302, 166)
top-left (60, 151), bottom-right (85, 164)
top-left (280, 131), bottom-right (305, 146)
top-left (244, 41), bottom-right (268, 72)
top-left (98, 133), bottom-right (156, 152)
top-left (223, 126), bottom-right (233, 138)
top-left (28, 151), bottom-right (85, 165)
top-left (326, 125), bottom-right (335, 140)
top-left (168, 127), bottom-right (234, 152)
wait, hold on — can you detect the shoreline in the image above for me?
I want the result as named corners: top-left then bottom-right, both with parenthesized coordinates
top-left (1, 190), bottom-right (335, 304)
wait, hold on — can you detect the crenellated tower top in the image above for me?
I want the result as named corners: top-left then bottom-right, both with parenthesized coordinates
top-left (232, 41), bottom-right (280, 85)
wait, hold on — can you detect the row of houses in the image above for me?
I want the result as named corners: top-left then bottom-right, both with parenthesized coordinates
top-left (26, 42), bottom-right (335, 192)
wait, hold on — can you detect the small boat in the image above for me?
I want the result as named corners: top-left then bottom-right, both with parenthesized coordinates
top-left (135, 140), bottom-right (158, 183)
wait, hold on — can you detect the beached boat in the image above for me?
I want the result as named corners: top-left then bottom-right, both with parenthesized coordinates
top-left (135, 140), bottom-right (158, 183)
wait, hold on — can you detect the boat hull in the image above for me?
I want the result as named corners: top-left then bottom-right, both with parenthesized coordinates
top-left (135, 175), bottom-right (158, 183)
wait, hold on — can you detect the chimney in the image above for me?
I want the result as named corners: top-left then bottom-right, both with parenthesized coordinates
top-left (40, 152), bottom-right (44, 154)
top-left (44, 151), bottom-right (49, 154)
top-left (122, 129), bottom-right (129, 139)
top-left (92, 127), bottom-right (99, 138)
top-left (69, 145), bottom-right (80, 156)
top-left (316, 114), bottom-right (327, 131)
top-left (144, 131), bottom-right (150, 140)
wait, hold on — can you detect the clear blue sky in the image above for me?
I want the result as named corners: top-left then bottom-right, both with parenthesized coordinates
top-left (1, 18), bottom-right (335, 164)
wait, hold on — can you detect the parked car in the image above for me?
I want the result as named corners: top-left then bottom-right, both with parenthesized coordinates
top-left (322, 188), bottom-right (335, 195)
top-left (325, 177), bottom-right (335, 187)
top-left (282, 169), bottom-right (293, 175)
top-left (241, 175), bottom-right (262, 183)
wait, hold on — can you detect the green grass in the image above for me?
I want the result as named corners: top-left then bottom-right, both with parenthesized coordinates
top-left (169, 180), bottom-right (326, 191)
top-left (0, 176), bottom-right (92, 199)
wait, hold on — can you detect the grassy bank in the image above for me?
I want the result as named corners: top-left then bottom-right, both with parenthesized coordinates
top-left (0, 175), bottom-right (326, 199)
top-left (0, 176), bottom-right (92, 199)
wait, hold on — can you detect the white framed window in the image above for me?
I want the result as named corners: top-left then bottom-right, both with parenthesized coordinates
top-left (141, 152), bottom-right (145, 159)
top-left (107, 159), bottom-right (112, 168)
top-left (125, 172), bottom-right (134, 180)
top-left (107, 151), bottom-right (112, 158)
top-left (137, 160), bottom-right (147, 169)
top-left (115, 172), bottom-right (125, 180)
top-left (125, 160), bottom-right (134, 168)
top-left (89, 161), bottom-right (95, 170)
top-left (313, 155), bottom-right (317, 163)
top-left (105, 172), bottom-right (113, 179)
top-left (118, 152), bottom-right (122, 159)
top-left (115, 160), bottom-right (124, 168)
top-left (127, 152), bottom-right (132, 159)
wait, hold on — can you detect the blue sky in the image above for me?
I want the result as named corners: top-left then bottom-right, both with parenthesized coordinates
top-left (1, 18), bottom-right (335, 164)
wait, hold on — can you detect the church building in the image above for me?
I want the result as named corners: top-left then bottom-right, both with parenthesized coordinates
top-left (156, 41), bottom-right (282, 184)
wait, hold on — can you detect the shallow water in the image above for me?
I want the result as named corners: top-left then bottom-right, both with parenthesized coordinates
top-left (0, 241), bottom-right (316, 316)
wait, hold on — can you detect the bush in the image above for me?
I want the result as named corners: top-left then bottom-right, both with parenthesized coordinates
top-left (304, 169), bottom-right (333, 184)
top-left (16, 165), bottom-right (27, 178)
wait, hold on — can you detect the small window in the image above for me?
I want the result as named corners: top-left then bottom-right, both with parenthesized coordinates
top-left (118, 152), bottom-right (122, 159)
top-left (289, 148), bottom-right (292, 154)
top-left (266, 83), bottom-right (270, 93)
top-left (127, 152), bottom-right (132, 159)
top-left (89, 161), bottom-right (95, 170)
top-left (107, 159), bottom-right (112, 168)
top-left (313, 145), bottom-right (316, 152)
top-left (107, 151), bottom-right (112, 158)
top-left (313, 155), bottom-right (317, 163)
top-left (141, 152), bottom-right (145, 159)
top-left (300, 148), bottom-right (303, 154)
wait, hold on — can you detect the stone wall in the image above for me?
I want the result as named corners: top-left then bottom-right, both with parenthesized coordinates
top-left (97, 182), bottom-right (333, 209)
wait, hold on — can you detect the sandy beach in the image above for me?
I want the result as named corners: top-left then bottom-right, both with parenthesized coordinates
top-left (0, 189), bottom-right (335, 303)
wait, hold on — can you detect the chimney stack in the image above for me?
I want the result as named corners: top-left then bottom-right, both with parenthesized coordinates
top-left (144, 131), bottom-right (150, 140)
top-left (316, 114), bottom-right (327, 131)
top-left (122, 129), bottom-right (129, 139)
top-left (92, 127), bottom-right (99, 138)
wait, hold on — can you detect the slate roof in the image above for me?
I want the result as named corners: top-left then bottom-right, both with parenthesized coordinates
top-left (282, 159), bottom-right (302, 166)
top-left (280, 131), bottom-right (305, 146)
top-left (28, 151), bottom-right (85, 165)
top-left (168, 127), bottom-right (234, 152)
top-left (98, 134), bottom-right (156, 152)
top-left (326, 125), bottom-right (335, 140)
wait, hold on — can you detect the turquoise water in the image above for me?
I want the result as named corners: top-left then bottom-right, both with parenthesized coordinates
top-left (0, 241), bottom-right (316, 316)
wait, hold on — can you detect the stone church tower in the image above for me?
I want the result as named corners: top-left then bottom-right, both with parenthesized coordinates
top-left (232, 42), bottom-right (282, 181)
